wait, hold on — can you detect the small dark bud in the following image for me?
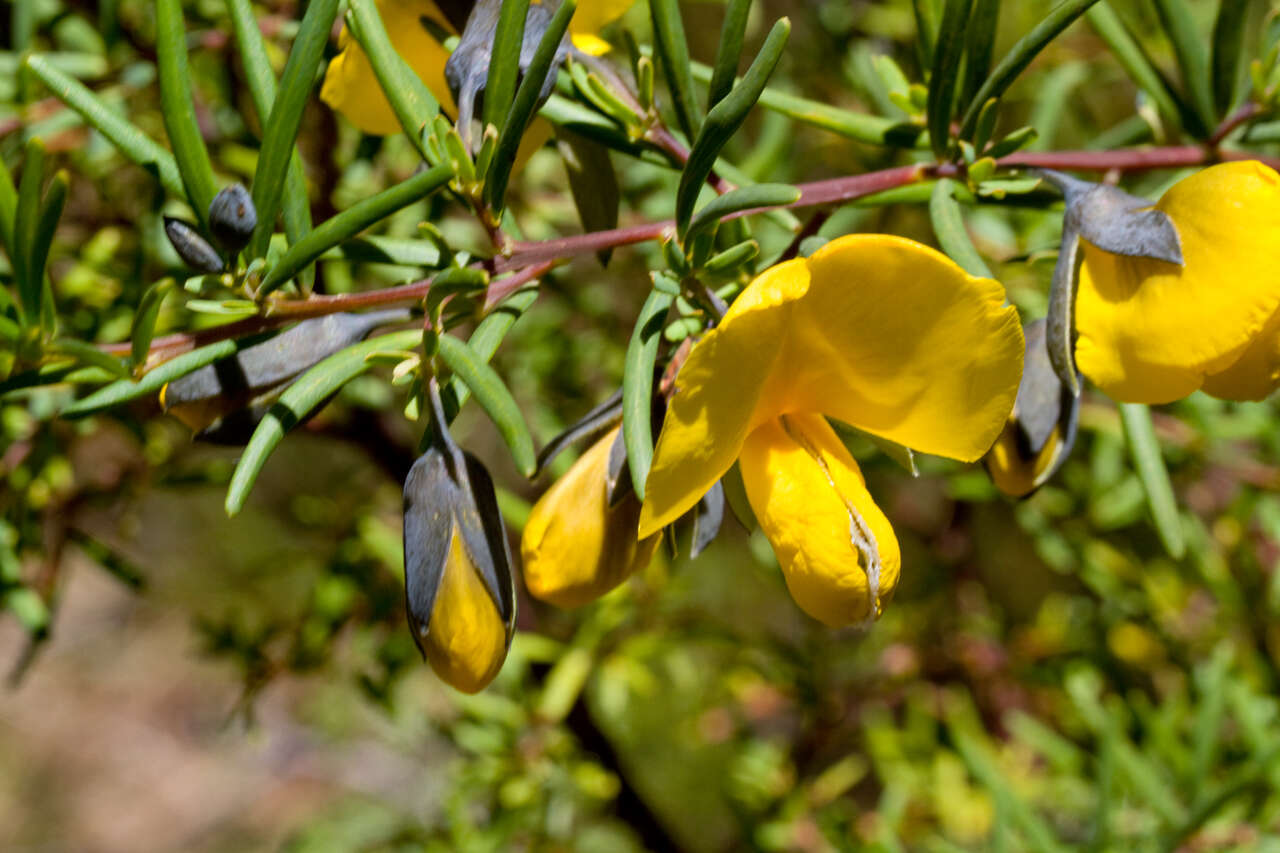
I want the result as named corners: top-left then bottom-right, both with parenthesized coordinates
top-left (207, 183), bottom-right (257, 254)
top-left (164, 217), bottom-right (224, 273)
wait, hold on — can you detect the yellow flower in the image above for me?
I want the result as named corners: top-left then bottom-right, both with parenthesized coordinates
top-left (420, 528), bottom-right (510, 693)
top-left (1075, 161), bottom-right (1280, 404)
top-left (321, 0), bottom-right (634, 135)
top-left (522, 427), bottom-right (660, 607)
top-left (638, 235), bottom-right (1025, 626)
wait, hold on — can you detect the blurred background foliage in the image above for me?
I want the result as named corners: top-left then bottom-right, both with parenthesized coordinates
top-left (6, 0), bottom-right (1280, 851)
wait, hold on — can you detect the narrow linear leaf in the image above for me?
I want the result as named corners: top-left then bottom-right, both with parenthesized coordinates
top-left (23, 55), bottom-right (184, 197)
top-left (156, 0), bottom-right (218, 227)
top-left (13, 139), bottom-right (45, 325)
top-left (437, 335), bottom-right (537, 477)
top-left (623, 285), bottom-right (674, 500)
top-left (259, 164), bottom-right (453, 296)
top-left (345, 0), bottom-right (440, 160)
top-left (249, 0), bottom-right (340, 259)
top-left (929, 178), bottom-right (991, 278)
top-left (961, 0), bottom-right (1001, 109)
top-left (130, 279), bottom-right (176, 367)
top-left (912, 0), bottom-right (940, 70)
top-left (1211, 0), bottom-right (1249, 116)
top-left (1119, 402), bottom-right (1186, 559)
top-left (685, 183), bottom-right (799, 242)
top-left (958, 0), bottom-right (1103, 140)
top-left (0, 152), bottom-right (17, 254)
top-left (677, 18), bottom-right (791, 234)
top-left (225, 0), bottom-right (314, 256)
top-left (556, 128), bottom-right (619, 263)
top-left (485, 0), bottom-right (576, 213)
top-left (60, 332), bottom-right (276, 417)
top-left (48, 339), bottom-right (130, 378)
top-left (225, 329), bottom-right (422, 516)
top-left (927, 0), bottom-right (974, 158)
top-left (1152, 0), bottom-right (1215, 131)
top-left (484, 0), bottom-right (532, 132)
top-left (650, 0), bottom-right (702, 140)
top-left (23, 170), bottom-right (69, 329)
top-left (707, 0), bottom-right (752, 111)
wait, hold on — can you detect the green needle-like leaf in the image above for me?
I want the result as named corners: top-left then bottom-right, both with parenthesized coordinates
top-left (929, 179), bottom-right (991, 278)
top-left (13, 139), bottom-right (45, 325)
top-left (707, 0), bottom-right (752, 111)
top-left (1085, 5), bottom-right (1191, 134)
top-left (225, 329), bottom-right (422, 516)
top-left (1152, 0), bottom-right (1216, 132)
top-left (437, 335), bottom-right (536, 477)
top-left (485, 0), bottom-right (576, 213)
top-left (676, 18), bottom-right (790, 235)
top-left (1119, 402), bottom-right (1186, 560)
top-left (249, 0), bottom-right (340, 259)
top-left (258, 164), bottom-right (453, 296)
top-left (0, 151), bottom-right (17, 255)
top-left (684, 183), bottom-right (799, 243)
top-left (23, 55), bottom-right (185, 197)
top-left (927, 0), bottom-right (974, 158)
top-left (960, 0), bottom-right (1000, 110)
top-left (1211, 0), bottom-right (1249, 117)
top-left (650, 0), bottom-right (702, 141)
top-left (484, 0), bottom-right (532, 132)
top-left (156, 0), bottom-right (218, 228)
top-left (27, 169), bottom-right (68, 328)
top-left (958, 0), bottom-right (1103, 141)
top-left (623, 284), bottom-right (674, 500)
top-left (48, 339), bottom-right (130, 379)
top-left (130, 279), bottom-right (175, 368)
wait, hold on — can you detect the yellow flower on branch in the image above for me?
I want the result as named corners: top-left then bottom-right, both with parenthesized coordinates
top-left (1074, 161), bottom-right (1280, 404)
top-left (321, 0), bottom-right (634, 135)
top-left (638, 235), bottom-right (1025, 626)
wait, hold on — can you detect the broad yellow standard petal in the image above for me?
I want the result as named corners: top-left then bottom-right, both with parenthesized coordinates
top-left (321, 0), bottom-right (457, 136)
top-left (1075, 161), bottom-right (1280, 404)
top-left (739, 414), bottom-right (900, 626)
top-left (640, 234), bottom-right (1023, 536)
top-left (422, 530), bottom-right (508, 693)
top-left (522, 428), bottom-right (660, 607)
top-left (1199, 307), bottom-right (1280, 401)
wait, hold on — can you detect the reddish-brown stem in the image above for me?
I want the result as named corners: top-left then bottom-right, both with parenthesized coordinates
top-left (645, 125), bottom-right (735, 195)
top-left (1210, 102), bottom-right (1264, 147)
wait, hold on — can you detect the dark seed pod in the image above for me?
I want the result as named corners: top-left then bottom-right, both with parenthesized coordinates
top-left (985, 318), bottom-right (1081, 498)
top-left (163, 216), bottom-right (224, 273)
top-left (403, 445), bottom-right (515, 693)
top-left (207, 183), bottom-right (257, 254)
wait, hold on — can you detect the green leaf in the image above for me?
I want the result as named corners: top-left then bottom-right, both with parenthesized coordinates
top-left (1152, 0), bottom-right (1216, 132)
top-left (684, 183), bottom-right (799, 242)
top-left (225, 0), bottom-right (314, 268)
top-left (911, 0), bottom-right (940, 70)
top-left (623, 283), bottom-right (674, 500)
top-left (60, 331), bottom-right (276, 417)
top-left (1211, 0), bottom-right (1249, 116)
top-left (436, 335), bottom-right (536, 477)
top-left (929, 179), bottom-right (991, 278)
top-left (225, 329), bottom-right (422, 516)
top-left (26, 169), bottom-right (69, 328)
top-left (484, 0), bottom-right (577, 213)
top-left (676, 18), bottom-right (790, 235)
top-left (23, 55), bottom-right (185, 197)
top-left (48, 338), bottom-right (131, 379)
top-left (1119, 402), bottom-right (1186, 559)
top-left (249, 0), bottom-right (340, 259)
top-left (258, 164), bottom-right (453, 296)
top-left (707, 0), bottom-right (752, 111)
top-left (961, 0), bottom-right (1001, 109)
top-left (556, 128), bottom-right (619, 264)
top-left (0, 150), bottom-right (17, 255)
top-left (958, 0), bottom-right (1103, 140)
top-left (130, 278), bottom-right (175, 367)
top-left (1084, 6), bottom-right (1190, 134)
top-left (345, 0), bottom-right (440, 160)
top-left (927, 0), bottom-right (974, 159)
top-left (484, 0), bottom-right (532, 132)
top-left (156, 0), bottom-right (218, 228)
top-left (436, 287), bottom-right (540, 432)
top-left (650, 0), bottom-right (702, 140)
top-left (13, 138), bottom-right (45, 325)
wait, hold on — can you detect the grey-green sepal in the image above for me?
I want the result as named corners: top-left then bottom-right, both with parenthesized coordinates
top-left (207, 183), bottom-right (257, 254)
top-left (402, 447), bottom-right (516, 655)
top-left (1015, 318), bottom-right (1079, 474)
top-left (163, 309), bottom-right (409, 410)
top-left (1045, 170), bottom-right (1182, 264)
top-left (164, 216), bottom-right (223, 273)
top-left (532, 388), bottom-right (623, 478)
top-left (689, 481), bottom-right (724, 559)
top-left (1046, 226), bottom-right (1083, 397)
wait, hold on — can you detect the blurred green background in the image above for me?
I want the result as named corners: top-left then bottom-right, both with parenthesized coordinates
top-left (6, 0), bottom-right (1280, 850)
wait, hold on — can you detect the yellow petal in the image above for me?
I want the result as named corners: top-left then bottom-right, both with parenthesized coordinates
top-left (321, 0), bottom-right (457, 135)
top-left (570, 0), bottom-right (635, 42)
top-left (422, 529), bottom-right (509, 693)
top-left (640, 234), bottom-right (1023, 535)
top-left (1199, 306), bottom-right (1280, 401)
top-left (1075, 161), bottom-right (1280, 403)
top-left (739, 414), bottom-right (901, 626)
top-left (522, 428), bottom-right (660, 608)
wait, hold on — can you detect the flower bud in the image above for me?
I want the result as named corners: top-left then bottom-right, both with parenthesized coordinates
top-left (207, 183), bottom-right (257, 254)
top-left (985, 318), bottom-right (1079, 497)
top-left (522, 427), bottom-right (660, 608)
top-left (404, 446), bottom-right (515, 693)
